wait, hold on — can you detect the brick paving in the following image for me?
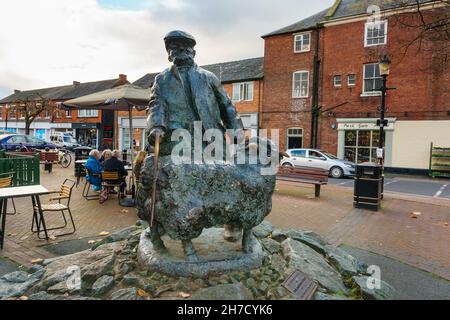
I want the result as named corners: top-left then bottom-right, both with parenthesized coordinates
top-left (1, 166), bottom-right (449, 281)
top-left (269, 181), bottom-right (450, 280)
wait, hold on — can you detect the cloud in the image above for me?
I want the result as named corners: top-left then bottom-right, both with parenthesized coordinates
top-left (0, 0), bottom-right (333, 96)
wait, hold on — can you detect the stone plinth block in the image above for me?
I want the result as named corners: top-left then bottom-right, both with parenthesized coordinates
top-left (138, 228), bottom-right (264, 278)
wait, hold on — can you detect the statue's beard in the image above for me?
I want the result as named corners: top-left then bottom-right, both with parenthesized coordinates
top-left (169, 52), bottom-right (195, 67)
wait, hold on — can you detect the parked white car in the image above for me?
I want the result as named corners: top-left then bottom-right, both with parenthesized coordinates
top-left (281, 149), bottom-right (356, 179)
top-left (50, 133), bottom-right (80, 151)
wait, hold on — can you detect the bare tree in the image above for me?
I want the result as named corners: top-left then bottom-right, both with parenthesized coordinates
top-left (10, 95), bottom-right (52, 135)
top-left (390, 0), bottom-right (450, 72)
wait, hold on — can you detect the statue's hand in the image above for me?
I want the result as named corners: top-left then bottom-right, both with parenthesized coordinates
top-left (148, 127), bottom-right (165, 144)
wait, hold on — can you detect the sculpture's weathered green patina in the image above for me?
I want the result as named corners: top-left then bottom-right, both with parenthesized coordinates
top-left (137, 31), bottom-right (276, 267)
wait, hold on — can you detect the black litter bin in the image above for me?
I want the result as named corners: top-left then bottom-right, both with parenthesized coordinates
top-left (74, 147), bottom-right (92, 178)
top-left (354, 163), bottom-right (383, 211)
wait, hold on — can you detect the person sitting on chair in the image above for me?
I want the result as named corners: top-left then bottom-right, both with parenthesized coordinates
top-left (99, 149), bottom-right (112, 166)
top-left (85, 150), bottom-right (103, 192)
top-left (104, 150), bottom-right (128, 196)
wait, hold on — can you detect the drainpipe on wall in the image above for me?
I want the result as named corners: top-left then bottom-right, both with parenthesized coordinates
top-left (310, 24), bottom-right (322, 149)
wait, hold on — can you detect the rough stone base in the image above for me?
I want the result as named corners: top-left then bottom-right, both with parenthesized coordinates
top-left (138, 228), bottom-right (264, 278)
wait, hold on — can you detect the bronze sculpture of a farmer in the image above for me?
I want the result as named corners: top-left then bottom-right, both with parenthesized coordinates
top-left (138, 31), bottom-right (275, 262)
top-left (147, 30), bottom-right (244, 156)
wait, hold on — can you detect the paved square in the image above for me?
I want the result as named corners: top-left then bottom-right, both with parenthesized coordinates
top-left (1, 166), bottom-right (449, 281)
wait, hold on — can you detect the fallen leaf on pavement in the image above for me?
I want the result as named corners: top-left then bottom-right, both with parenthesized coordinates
top-left (411, 212), bottom-right (421, 219)
top-left (444, 222), bottom-right (448, 227)
top-left (137, 289), bottom-right (149, 297)
top-left (88, 240), bottom-right (97, 245)
top-left (121, 209), bottom-right (129, 214)
top-left (18, 296), bottom-right (28, 300)
top-left (178, 292), bottom-right (191, 298)
top-left (7, 233), bottom-right (17, 237)
top-left (31, 258), bottom-right (43, 264)
top-left (49, 235), bottom-right (57, 241)
top-left (98, 231), bottom-right (110, 237)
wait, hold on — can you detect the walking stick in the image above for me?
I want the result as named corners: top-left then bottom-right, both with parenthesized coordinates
top-left (150, 132), bottom-right (161, 227)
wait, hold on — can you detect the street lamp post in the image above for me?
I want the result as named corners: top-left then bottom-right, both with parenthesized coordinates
top-left (377, 55), bottom-right (392, 199)
top-left (377, 55), bottom-right (391, 167)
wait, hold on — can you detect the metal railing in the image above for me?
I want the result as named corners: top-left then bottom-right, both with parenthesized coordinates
top-left (0, 151), bottom-right (40, 186)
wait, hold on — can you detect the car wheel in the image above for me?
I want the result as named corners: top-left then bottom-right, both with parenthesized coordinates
top-left (330, 166), bottom-right (344, 179)
top-left (282, 163), bottom-right (294, 167)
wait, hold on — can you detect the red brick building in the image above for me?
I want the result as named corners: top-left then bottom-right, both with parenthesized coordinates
top-left (262, 0), bottom-right (449, 172)
top-left (0, 75), bottom-right (129, 149)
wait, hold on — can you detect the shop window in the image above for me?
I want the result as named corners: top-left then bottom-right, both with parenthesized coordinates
top-left (122, 128), bottom-right (145, 151)
top-left (35, 129), bottom-right (46, 140)
top-left (344, 130), bottom-right (385, 163)
top-left (287, 128), bottom-right (303, 150)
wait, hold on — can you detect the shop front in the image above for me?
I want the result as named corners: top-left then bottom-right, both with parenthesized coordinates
top-left (73, 123), bottom-right (99, 149)
top-left (337, 118), bottom-right (396, 166)
top-left (118, 117), bottom-right (147, 153)
top-left (50, 123), bottom-right (74, 136)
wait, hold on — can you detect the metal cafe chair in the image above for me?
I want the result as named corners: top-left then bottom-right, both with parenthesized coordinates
top-left (32, 179), bottom-right (76, 239)
top-left (0, 174), bottom-right (17, 215)
top-left (82, 168), bottom-right (100, 200)
top-left (101, 171), bottom-right (123, 204)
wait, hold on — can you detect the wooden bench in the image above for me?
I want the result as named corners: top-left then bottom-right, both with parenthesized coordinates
top-left (277, 166), bottom-right (329, 198)
top-left (38, 151), bottom-right (59, 163)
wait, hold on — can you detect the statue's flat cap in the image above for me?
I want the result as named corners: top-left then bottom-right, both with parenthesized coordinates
top-left (164, 30), bottom-right (196, 47)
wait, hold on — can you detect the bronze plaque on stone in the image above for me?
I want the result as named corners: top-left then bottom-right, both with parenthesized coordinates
top-left (282, 270), bottom-right (318, 300)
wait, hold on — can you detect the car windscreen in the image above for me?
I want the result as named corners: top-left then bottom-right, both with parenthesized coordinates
top-left (63, 136), bottom-right (77, 143)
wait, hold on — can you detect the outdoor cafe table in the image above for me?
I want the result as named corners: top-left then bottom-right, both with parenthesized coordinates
top-left (0, 185), bottom-right (50, 249)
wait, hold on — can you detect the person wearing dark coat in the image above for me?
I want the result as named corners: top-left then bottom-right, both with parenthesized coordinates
top-left (103, 150), bottom-right (128, 194)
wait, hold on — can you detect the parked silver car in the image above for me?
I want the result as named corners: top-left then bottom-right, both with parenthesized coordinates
top-left (280, 149), bottom-right (356, 179)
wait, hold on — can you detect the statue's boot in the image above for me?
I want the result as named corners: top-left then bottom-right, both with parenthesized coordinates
top-left (242, 228), bottom-right (254, 254)
top-left (224, 225), bottom-right (242, 243)
top-left (146, 224), bottom-right (167, 254)
top-left (182, 240), bottom-right (199, 262)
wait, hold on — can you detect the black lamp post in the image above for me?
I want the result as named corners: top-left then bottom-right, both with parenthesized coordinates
top-left (377, 54), bottom-right (391, 166)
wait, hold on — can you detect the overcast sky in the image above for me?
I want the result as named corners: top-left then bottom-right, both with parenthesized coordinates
top-left (0, 0), bottom-right (333, 98)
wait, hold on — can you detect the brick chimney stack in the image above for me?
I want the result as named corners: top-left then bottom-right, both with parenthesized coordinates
top-left (73, 81), bottom-right (80, 86)
top-left (119, 74), bottom-right (127, 82)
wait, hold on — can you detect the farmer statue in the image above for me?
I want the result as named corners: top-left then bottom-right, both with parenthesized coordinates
top-left (137, 31), bottom-right (276, 263)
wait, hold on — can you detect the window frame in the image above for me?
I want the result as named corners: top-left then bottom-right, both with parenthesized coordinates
top-left (292, 71), bottom-right (310, 98)
top-left (78, 109), bottom-right (99, 118)
top-left (362, 63), bottom-right (382, 96)
top-left (333, 75), bottom-right (342, 87)
top-left (232, 81), bottom-right (254, 102)
top-left (287, 128), bottom-right (304, 150)
top-left (294, 32), bottom-right (311, 53)
top-left (348, 74), bottom-right (356, 86)
top-left (65, 109), bottom-right (72, 118)
top-left (364, 20), bottom-right (388, 47)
